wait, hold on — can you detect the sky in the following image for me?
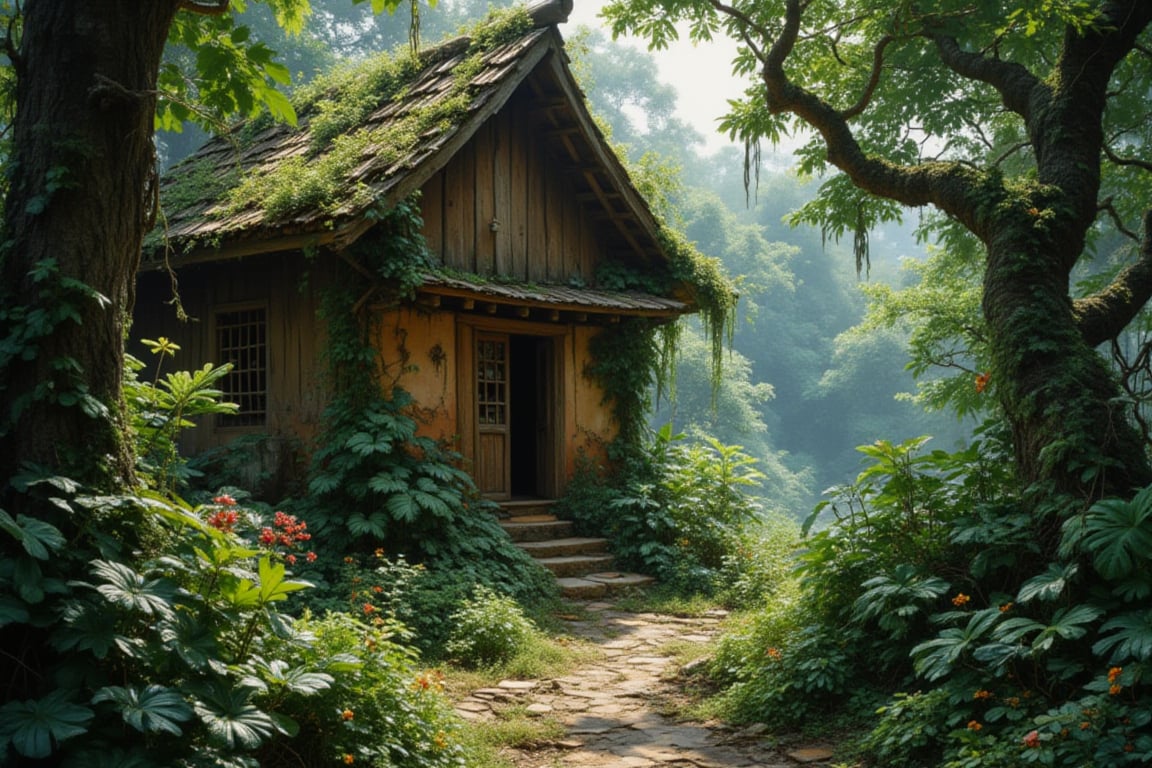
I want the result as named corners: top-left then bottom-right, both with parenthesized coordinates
top-left (563, 1), bottom-right (748, 154)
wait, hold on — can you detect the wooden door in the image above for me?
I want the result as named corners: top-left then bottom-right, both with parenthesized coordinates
top-left (476, 334), bottom-right (511, 498)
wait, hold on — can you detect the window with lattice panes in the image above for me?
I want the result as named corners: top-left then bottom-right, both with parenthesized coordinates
top-left (216, 307), bottom-right (267, 427)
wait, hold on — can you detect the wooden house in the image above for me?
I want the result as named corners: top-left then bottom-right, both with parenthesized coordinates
top-left (134, 1), bottom-right (700, 502)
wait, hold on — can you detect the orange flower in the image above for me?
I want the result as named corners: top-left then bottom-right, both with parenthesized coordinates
top-left (999, 602), bottom-right (1013, 613)
top-left (973, 689), bottom-right (993, 700)
top-left (952, 593), bottom-right (971, 607)
top-left (1023, 730), bottom-right (1040, 748)
top-left (975, 372), bottom-right (991, 393)
top-left (967, 720), bottom-right (982, 732)
top-left (766, 647), bottom-right (783, 661)
top-left (1110, 684), bottom-right (1122, 696)
top-left (1108, 666), bottom-right (1123, 684)
top-left (363, 603), bottom-right (376, 614)
top-left (342, 708), bottom-right (354, 721)
top-left (343, 755), bottom-right (355, 765)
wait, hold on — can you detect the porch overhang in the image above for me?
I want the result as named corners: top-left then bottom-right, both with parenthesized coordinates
top-left (411, 272), bottom-right (691, 324)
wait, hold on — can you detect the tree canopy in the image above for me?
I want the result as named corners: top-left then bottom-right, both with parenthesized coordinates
top-left (605, 0), bottom-right (1152, 502)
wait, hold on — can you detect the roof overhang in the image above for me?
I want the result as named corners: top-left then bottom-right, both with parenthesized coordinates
top-left (409, 272), bottom-right (690, 324)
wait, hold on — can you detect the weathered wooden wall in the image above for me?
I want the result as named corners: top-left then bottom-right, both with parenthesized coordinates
top-left (132, 250), bottom-right (330, 460)
top-left (420, 97), bottom-right (601, 285)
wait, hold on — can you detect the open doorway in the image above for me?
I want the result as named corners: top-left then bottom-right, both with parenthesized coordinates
top-left (474, 332), bottom-right (560, 500)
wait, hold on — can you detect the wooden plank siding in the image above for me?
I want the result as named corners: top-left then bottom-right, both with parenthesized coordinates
top-left (420, 101), bottom-right (601, 284)
top-left (132, 251), bottom-right (330, 457)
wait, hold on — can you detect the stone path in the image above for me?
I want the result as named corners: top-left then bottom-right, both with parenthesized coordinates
top-left (454, 601), bottom-right (836, 767)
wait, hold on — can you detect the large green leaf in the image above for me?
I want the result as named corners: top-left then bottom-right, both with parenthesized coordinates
top-left (91, 685), bottom-right (193, 736)
top-left (86, 560), bottom-right (177, 619)
top-left (257, 556), bottom-right (311, 603)
top-left (1017, 562), bottom-right (1078, 603)
top-left (1094, 609), bottom-right (1152, 663)
top-left (1072, 486), bottom-right (1152, 580)
top-left (0, 690), bottom-right (93, 758)
top-left (0, 510), bottom-right (66, 560)
top-left (190, 684), bottom-right (280, 749)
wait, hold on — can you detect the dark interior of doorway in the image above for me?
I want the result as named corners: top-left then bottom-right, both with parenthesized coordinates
top-left (509, 335), bottom-right (544, 498)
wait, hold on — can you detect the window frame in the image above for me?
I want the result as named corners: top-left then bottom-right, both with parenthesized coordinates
top-left (212, 302), bottom-right (269, 431)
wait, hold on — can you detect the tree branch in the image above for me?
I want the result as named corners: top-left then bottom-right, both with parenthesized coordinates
top-left (1075, 209), bottom-right (1152, 345)
top-left (840, 35), bottom-right (894, 120)
top-left (931, 34), bottom-right (1038, 119)
top-left (754, 0), bottom-right (984, 233)
top-left (1103, 142), bottom-right (1152, 174)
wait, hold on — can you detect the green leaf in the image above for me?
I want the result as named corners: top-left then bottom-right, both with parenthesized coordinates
top-left (86, 560), bottom-right (177, 619)
top-left (1094, 609), bottom-right (1152, 662)
top-left (0, 510), bottom-right (66, 560)
top-left (250, 658), bottom-right (334, 695)
top-left (0, 594), bottom-right (29, 628)
top-left (190, 684), bottom-right (278, 749)
top-left (386, 493), bottom-right (418, 522)
top-left (1017, 562), bottom-right (1078, 603)
top-left (91, 685), bottom-right (193, 736)
top-left (0, 690), bottom-right (94, 758)
top-left (1071, 486), bottom-right (1152, 580)
top-left (257, 556), bottom-right (311, 603)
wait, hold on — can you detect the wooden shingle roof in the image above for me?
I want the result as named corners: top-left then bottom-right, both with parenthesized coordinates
top-left (148, 1), bottom-right (673, 279)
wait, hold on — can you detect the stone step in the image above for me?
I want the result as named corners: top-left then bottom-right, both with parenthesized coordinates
top-left (516, 537), bottom-right (609, 559)
top-left (500, 519), bottom-right (574, 542)
top-left (536, 553), bottom-right (616, 578)
top-left (499, 499), bottom-right (557, 518)
top-left (556, 572), bottom-right (656, 599)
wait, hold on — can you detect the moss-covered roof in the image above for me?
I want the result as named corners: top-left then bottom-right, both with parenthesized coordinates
top-left (147, 2), bottom-right (673, 276)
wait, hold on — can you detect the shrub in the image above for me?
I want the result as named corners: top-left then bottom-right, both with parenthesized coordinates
top-left (295, 392), bottom-right (557, 614)
top-left (570, 425), bottom-right (765, 592)
top-left (257, 612), bottom-right (467, 768)
top-left (710, 589), bottom-right (870, 729)
top-left (445, 585), bottom-right (540, 667)
top-left (715, 513), bottom-right (801, 610)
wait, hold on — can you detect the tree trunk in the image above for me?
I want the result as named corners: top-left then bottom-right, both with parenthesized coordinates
top-left (0, 0), bottom-right (179, 490)
top-left (983, 228), bottom-right (1152, 505)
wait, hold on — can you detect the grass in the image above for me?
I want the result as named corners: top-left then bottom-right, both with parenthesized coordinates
top-left (441, 628), bottom-right (600, 698)
top-left (612, 585), bottom-right (727, 617)
top-left (457, 704), bottom-right (567, 767)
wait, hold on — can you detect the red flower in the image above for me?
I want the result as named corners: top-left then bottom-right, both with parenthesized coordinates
top-left (207, 509), bottom-right (239, 533)
top-left (285, 554), bottom-right (297, 565)
top-left (306, 551), bottom-right (318, 563)
top-left (259, 528), bottom-right (276, 545)
top-left (1023, 730), bottom-right (1040, 748)
top-left (213, 494), bottom-right (237, 506)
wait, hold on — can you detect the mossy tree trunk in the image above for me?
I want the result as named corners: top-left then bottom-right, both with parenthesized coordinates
top-left (0, 0), bottom-right (181, 492)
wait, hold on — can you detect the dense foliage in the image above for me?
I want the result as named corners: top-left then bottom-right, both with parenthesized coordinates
top-left (0, 345), bottom-right (466, 767)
